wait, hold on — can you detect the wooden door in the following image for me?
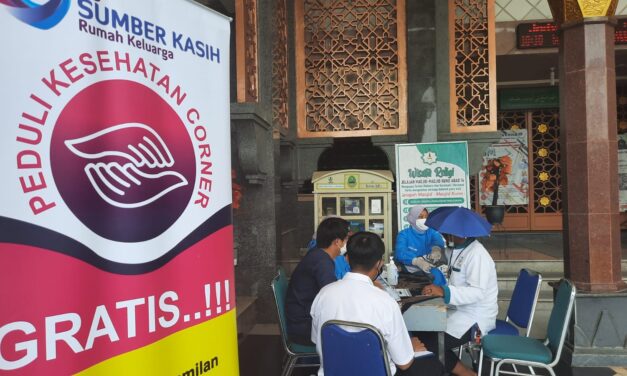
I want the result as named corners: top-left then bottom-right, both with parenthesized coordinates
top-left (471, 109), bottom-right (563, 231)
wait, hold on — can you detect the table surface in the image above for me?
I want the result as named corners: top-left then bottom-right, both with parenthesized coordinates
top-left (401, 297), bottom-right (447, 332)
top-left (396, 279), bottom-right (447, 331)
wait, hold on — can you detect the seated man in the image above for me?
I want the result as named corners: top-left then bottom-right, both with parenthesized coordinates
top-left (311, 232), bottom-right (444, 376)
top-left (285, 217), bottom-right (350, 345)
top-left (307, 216), bottom-right (351, 280)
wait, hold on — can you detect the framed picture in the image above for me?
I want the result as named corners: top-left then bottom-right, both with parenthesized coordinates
top-left (370, 197), bottom-right (382, 214)
top-left (341, 197), bottom-right (364, 216)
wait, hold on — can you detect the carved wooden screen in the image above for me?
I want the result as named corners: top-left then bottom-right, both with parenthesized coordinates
top-left (272, 0), bottom-right (289, 134)
top-left (295, 0), bottom-right (407, 138)
top-left (449, 0), bottom-right (497, 133)
top-left (530, 110), bottom-right (561, 216)
top-left (235, 0), bottom-right (258, 102)
top-left (480, 109), bottom-right (562, 231)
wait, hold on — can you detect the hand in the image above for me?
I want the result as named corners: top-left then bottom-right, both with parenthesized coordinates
top-left (373, 279), bottom-right (385, 290)
top-left (411, 257), bottom-right (432, 272)
top-left (429, 246), bottom-right (443, 262)
top-left (422, 284), bottom-right (444, 297)
top-left (411, 337), bottom-right (427, 352)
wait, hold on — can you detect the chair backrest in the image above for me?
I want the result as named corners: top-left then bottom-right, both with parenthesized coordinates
top-left (546, 279), bottom-right (576, 363)
top-left (321, 320), bottom-right (392, 376)
top-left (507, 269), bottom-right (543, 335)
top-left (271, 267), bottom-right (291, 351)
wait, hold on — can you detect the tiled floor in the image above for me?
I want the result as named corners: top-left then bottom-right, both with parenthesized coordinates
top-left (238, 332), bottom-right (623, 376)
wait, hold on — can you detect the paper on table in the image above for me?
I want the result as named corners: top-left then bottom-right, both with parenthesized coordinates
top-left (414, 350), bottom-right (434, 358)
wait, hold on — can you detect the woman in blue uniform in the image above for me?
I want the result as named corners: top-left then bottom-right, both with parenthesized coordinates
top-left (395, 205), bottom-right (445, 273)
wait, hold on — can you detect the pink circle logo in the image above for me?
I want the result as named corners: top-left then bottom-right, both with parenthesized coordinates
top-left (50, 80), bottom-right (196, 242)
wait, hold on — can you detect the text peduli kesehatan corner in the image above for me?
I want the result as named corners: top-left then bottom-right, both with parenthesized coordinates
top-left (0, 0), bottom-right (238, 374)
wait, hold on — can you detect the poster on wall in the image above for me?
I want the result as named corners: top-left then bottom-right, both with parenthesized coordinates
top-left (619, 133), bottom-right (627, 212)
top-left (395, 142), bottom-right (470, 230)
top-left (479, 130), bottom-right (529, 206)
top-left (0, 1), bottom-right (238, 374)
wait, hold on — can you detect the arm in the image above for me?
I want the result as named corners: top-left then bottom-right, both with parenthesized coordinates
top-left (334, 255), bottom-right (350, 280)
top-left (428, 229), bottom-right (445, 249)
top-left (394, 230), bottom-right (416, 265)
top-left (385, 301), bottom-right (415, 370)
top-left (310, 293), bottom-right (322, 345)
top-left (448, 251), bottom-right (492, 306)
top-left (314, 256), bottom-right (337, 290)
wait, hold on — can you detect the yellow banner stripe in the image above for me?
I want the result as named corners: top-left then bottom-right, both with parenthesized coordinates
top-left (76, 311), bottom-right (239, 376)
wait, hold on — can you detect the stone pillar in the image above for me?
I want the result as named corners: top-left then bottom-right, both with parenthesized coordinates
top-left (550, 0), bottom-right (625, 293)
top-left (549, 0), bottom-right (627, 366)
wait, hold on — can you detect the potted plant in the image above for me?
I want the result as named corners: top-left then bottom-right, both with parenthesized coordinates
top-left (480, 155), bottom-right (512, 225)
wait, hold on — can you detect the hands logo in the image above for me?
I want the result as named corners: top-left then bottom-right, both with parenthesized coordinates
top-left (65, 123), bottom-right (189, 209)
top-left (51, 80), bottom-right (196, 243)
top-left (0, 0), bottom-right (70, 29)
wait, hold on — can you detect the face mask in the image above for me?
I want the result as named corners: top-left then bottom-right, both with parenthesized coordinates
top-left (415, 218), bottom-right (429, 232)
top-left (445, 236), bottom-right (455, 248)
top-left (340, 244), bottom-right (347, 255)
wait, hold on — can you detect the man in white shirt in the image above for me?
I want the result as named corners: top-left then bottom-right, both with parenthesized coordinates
top-left (422, 235), bottom-right (498, 376)
top-left (311, 231), bottom-right (444, 376)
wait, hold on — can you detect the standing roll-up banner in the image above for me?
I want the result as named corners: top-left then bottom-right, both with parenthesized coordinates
top-left (395, 142), bottom-right (470, 230)
top-left (0, 1), bottom-right (238, 374)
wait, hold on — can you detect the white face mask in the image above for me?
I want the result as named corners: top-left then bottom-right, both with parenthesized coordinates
top-left (415, 218), bottom-right (429, 232)
top-left (340, 244), bottom-right (347, 255)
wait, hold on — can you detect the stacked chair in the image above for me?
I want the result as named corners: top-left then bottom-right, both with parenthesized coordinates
top-left (271, 268), bottom-right (319, 376)
top-left (478, 279), bottom-right (576, 376)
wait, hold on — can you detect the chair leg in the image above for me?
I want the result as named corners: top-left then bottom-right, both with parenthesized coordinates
top-left (477, 348), bottom-right (484, 376)
top-left (490, 359), bottom-right (495, 376)
top-left (282, 355), bottom-right (297, 376)
top-left (528, 365), bottom-right (536, 375)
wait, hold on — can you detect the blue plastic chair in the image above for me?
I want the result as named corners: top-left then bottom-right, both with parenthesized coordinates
top-left (458, 269), bottom-right (542, 365)
top-left (271, 268), bottom-right (319, 376)
top-left (321, 320), bottom-right (393, 376)
top-left (478, 279), bottom-right (577, 376)
top-left (492, 269), bottom-right (543, 337)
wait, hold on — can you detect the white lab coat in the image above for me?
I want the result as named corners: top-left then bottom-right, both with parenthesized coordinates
top-left (446, 239), bottom-right (498, 339)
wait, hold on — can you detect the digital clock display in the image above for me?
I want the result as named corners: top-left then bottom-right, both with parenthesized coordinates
top-left (517, 19), bottom-right (627, 49)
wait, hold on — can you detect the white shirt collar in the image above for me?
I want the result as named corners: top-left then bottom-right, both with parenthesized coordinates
top-left (343, 271), bottom-right (374, 285)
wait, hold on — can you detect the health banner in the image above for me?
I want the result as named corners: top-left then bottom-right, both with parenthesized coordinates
top-left (395, 142), bottom-right (470, 230)
top-left (0, 1), bottom-right (238, 374)
top-left (479, 129), bottom-right (529, 206)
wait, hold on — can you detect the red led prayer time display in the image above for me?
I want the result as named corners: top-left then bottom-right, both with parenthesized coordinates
top-left (517, 19), bottom-right (627, 49)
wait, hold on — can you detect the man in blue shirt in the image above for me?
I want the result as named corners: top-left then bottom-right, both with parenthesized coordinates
top-left (286, 217), bottom-right (350, 345)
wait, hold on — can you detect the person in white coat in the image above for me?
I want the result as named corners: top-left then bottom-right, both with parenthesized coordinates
top-left (420, 235), bottom-right (498, 376)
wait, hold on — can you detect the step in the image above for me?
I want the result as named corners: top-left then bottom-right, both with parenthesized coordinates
top-left (494, 259), bottom-right (564, 274)
top-left (497, 270), bottom-right (627, 293)
top-left (236, 296), bottom-right (257, 341)
top-left (494, 259), bottom-right (627, 274)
